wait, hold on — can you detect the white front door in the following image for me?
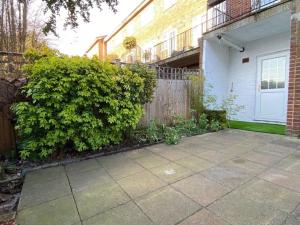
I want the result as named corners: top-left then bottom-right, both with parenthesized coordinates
top-left (255, 51), bottom-right (289, 123)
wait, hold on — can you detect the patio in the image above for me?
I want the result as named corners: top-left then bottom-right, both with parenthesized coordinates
top-left (17, 129), bottom-right (300, 225)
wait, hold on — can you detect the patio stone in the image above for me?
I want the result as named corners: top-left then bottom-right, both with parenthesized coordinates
top-left (149, 162), bottom-right (193, 184)
top-left (178, 209), bottom-right (230, 225)
top-left (24, 166), bottom-right (66, 184)
top-left (17, 195), bottom-right (80, 225)
top-left (238, 179), bottom-right (300, 213)
top-left (123, 148), bottom-right (154, 159)
top-left (175, 155), bottom-right (214, 172)
top-left (221, 158), bottom-right (267, 175)
top-left (136, 186), bottom-right (201, 225)
top-left (208, 192), bottom-right (288, 225)
top-left (155, 148), bottom-right (190, 161)
top-left (18, 176), bottom-right (71, 210)
top-left (68, 167), bottom-right (114, 192)
top-left (65, 159), bottom-right (102, 175)
top-left (255, 144), bottom-right (296, 157)
top-left (83, 201), bottom-right (154, 225)
top-left (146, 143), bottom-right (177, 153)
top-left (276, 152), bottom-right (300, 175)
top-left (135, 154), bottom-right (170, 169)
top-left (97, 153), bottom-right (131, 169)
top-left (241, 151), bottom-right (282, 166)
top-left (74, 181), bottom-right (130, 220)
top-left (196, 150), bottom-right (236, 163)
top-left (117, 171), bottom-right (166, 199)
top-left (105, 161), bottom-right (145, 180)
top-left (282, 215), bottom-right (300, 225)
top-left (201, 165), bottom-right (253, 189)
top-left (259, 168), bottom-right (300, 193)
top-left (172, 174), bottom-right (229, 206)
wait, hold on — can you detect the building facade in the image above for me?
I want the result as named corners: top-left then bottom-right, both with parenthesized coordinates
top-left (86, 0), bottom-right (208, 67)
top-left (87, 0), bottom-right (300, 135)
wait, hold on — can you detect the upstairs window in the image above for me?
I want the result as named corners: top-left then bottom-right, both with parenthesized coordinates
top-left (141, 3), bottom-right (154, 27)
top-left (164, 0), bottom-right (176, 10)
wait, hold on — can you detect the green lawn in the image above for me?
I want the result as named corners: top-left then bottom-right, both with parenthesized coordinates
top-left (229, 120), bottom-right (286, 135)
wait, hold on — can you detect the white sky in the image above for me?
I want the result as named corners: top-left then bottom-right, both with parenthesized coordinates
top-left (48, 0), bottom-right (144, 56)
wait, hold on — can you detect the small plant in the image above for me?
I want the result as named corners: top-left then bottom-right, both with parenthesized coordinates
top-left (164, 127), bottom-right (181, 145)
top-left (210, 119), bottom-right (222, 132)
top-left (146, 120), bottom-right (161, 143)
top-left (199, 113), bottom-right (208, 130)
top-left (220, 94), bottom-right (244, 127)
top-left (123, 36), bottom-right (137, 50)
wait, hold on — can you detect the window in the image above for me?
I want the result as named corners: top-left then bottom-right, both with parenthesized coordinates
top-left (261, 57), bottom-right (286, 90)
top-left (141, 3), bottom-right (154, 27)
top-left (164, 0), bottom-right (176, 10)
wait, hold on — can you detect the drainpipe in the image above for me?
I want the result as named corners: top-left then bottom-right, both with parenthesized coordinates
top-left (217, 34), bottom-right (245, 52)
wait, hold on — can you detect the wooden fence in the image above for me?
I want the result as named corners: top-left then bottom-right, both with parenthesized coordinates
top-left (140, 67), bottom-right (202, 124)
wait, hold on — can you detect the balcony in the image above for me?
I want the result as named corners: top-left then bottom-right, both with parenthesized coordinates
top-left (202, 0), bottom-right (290, 34)
top-left (121, 25), bottom-right (201, 67)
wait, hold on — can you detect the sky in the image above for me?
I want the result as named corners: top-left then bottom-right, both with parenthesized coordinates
top-left (48, 0), bottom-right (144, 56)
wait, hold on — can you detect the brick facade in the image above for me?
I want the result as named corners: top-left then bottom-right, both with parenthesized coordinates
top-left (226, 0), bottom-right (251, 19)
top-left (287, 13), bottom-right (300, 136)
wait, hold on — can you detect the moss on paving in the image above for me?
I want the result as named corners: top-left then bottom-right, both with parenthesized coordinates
top-left (229, 120), bottom-right (286, 135)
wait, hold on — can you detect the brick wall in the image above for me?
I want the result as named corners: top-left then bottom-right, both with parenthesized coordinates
top-left (226, 0), bottom-right (251, 19)
top-left (287, 15), bottom-right (300, 136)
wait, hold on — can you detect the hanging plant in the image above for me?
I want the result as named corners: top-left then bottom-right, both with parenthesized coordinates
top-left (123, 36), bottom-right (137, 50)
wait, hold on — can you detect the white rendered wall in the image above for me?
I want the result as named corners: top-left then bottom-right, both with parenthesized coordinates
top-left (203, 32), bottom-right (290, 122)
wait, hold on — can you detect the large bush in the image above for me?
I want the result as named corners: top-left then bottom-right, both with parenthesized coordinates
top-left (12, 56), bottom-right (145, 159)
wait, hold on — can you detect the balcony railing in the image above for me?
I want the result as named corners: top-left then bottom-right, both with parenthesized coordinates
top-left (121, 25), bottom-right (201, 64)
top-left (202, 0), bottom-right (287, 33)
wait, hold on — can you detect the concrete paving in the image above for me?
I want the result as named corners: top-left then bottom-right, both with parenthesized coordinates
top-left (17, 129), bottom-right (300, 225)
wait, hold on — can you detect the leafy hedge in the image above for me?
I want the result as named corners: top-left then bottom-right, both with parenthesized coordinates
top-left (13, 56), bottom-right (146, 159)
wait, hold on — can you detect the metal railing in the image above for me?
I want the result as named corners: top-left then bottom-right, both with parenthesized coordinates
top-left (202, 0), bottom-right (287, 33)
top-left (121, 25), bottom-right (201, 64)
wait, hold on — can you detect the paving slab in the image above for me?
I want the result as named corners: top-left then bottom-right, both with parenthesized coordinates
top-left (136, 186), bottom-right (201, 225)
top-left (18, 175), bottom-right (71, 210)
top-left (276, 152), bottom-right (300, 175)
top-left (178, 209), bottom-right (230, 225)
top-left (238, 179), bottom-right (300, 213)
top-left (24, 166), bottom-right (66, 184)
top-left (68, 167), bottom-right (114, 192)
top-left (221, 158), bottom-right (267, 175)
top-left (17, 195), bottom-right (80, 225)
top-left (259, 168), bottom-right (300, 193)
top-left (172, 174), bottom-right (229, 206)
top-left (196, 150), bottom-right (236, 163)
top-left (117, 170), bottom-right (166, 199)
top-left (241, 151), bottom-right (283, 166)
top-left (155, 148), bottom-right (190, 161)
top-left (104, 160), bottom-right (145, 180)
top-left (74, 181), bottom-right (130, 220)
top-left (255, 144), bottom-right (296, 157)
top-left (65, 159), bottom-right (102, 175)
top-left (149, 162), bottom-right (193, 184)
top-left (83, 201), bottom-right (154, 225)
top-left (123, 148), bottom-right (155, 159)
top-left (134, 154), bottom-right (170, 169)
top-left (208, 192), bottom-right (288, 225)
top-left (175, 155), bottom-right (214, 172)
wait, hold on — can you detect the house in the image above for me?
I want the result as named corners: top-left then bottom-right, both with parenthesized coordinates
top-left (87, 0), bottom-right (300, 136)
top-left (85, 0), bottom-right (208, 68)
top-left (201, 0), bottom-right (300, 135)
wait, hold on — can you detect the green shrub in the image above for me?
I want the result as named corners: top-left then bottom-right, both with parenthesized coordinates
top-left (126, 63), bottom-right (157, 104)
top-left (146, 120), bottom-right (161, 143)
top-left (204, 110), bottom-right (227, 128)
top-left (199, 113), bottom-right (209, 130)
top-left (209, 119), bottom-right (222, 132)
top-left (164, 127), bottom-right (181, 145)
top-left (12, 56), bottom-right (144, 159)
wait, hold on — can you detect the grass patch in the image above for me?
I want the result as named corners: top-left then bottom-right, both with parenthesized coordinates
top-left (229, 120), bottom-right (286, 135)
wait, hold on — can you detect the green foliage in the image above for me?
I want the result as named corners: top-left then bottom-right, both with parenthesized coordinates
top-left (127, 63), bottom-right (157, 104)
top-left (146, 120), bottom-right (162, 143)
top-left (105, 53), bottom-right (120, 62)
top-left (204, 110), bottom-right (227, 128)
top-left (220, 94), bottom-right (245, 125)
top-left (199, 113), bottom-right (209, 130)
top-left (164, 127), bottom-right (181, 145)
top-left (24, 47), bottom-right (60, 63)
top-left (209, 119), bottom-right (222, 132)
top-left (123, 37), bottom-right (137, 50)
top-left (12, 56), bottom-right (144, 159)
top-left (171, 116), bottom-right (199, 136)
